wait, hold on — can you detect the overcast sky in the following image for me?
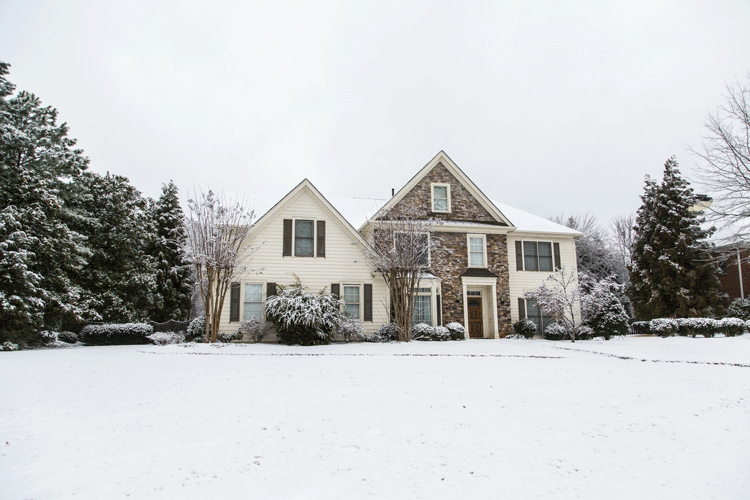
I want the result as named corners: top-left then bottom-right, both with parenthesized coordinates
top-left (2, 0), bottom-right (749, 226)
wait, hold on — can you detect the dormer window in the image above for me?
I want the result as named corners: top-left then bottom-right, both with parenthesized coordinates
top-left (431, 183), bottom-right (451, 213)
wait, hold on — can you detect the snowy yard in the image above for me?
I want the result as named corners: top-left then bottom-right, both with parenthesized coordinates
top-left (2, 336), bottom-right (749, 500)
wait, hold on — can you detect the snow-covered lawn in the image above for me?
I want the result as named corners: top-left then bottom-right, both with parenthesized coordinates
top-left (2, 336), bottom-right (749, 499)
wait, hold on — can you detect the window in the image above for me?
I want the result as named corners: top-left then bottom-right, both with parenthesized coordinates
top-left (525, 299), bottom-right (554, 336)
top-left (413, 288), bottom-right (432, 325)
top-left (431, 183), bottom-right (450, 212)
top-left (521, 241), bottom-right (554, 272)
top-left (294, 220), bottom-right (314, 257)
top-left (343, 285), bottom-right (360, 319)
top-left (244, 283), bottom-right (263, 320)
top-left (468, 235), bottom-right (486, 267)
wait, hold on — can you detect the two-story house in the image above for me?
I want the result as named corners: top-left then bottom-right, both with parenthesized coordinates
top-left (217, 151), bottom-right (581, 339)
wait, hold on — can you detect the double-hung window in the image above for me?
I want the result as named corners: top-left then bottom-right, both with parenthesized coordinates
top-left (343, 285), bottom-right (361, 319)
top-left (431, 183), bottom-right (450, 212)
top-left (294, 220), bottom-right (314, 257)
top-left (523, 298), bottom-right (554, 335)
top-left (519, 241), bottom-right (556, 272)
top-left (243, 283), bottom-right (263, 320)
top-left (468, 235), bottom-right (486, 267)
top-left (413, 288), bottom-right (432, 325)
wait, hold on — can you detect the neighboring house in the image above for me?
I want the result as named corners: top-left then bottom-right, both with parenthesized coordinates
top-left (218, 151), bottom-right (581, 339)
top-left (716, 243), bottom-right (749, 302)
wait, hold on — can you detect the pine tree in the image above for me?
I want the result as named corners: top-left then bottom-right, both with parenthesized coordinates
top-left (149, 181), bottom-right (193, 322)
top-left (0, 62), bottom-right (92, 333)
top-left (628, 157), bottom-right (725, 320)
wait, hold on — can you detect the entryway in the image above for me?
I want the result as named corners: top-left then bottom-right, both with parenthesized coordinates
top-left (468, 297), bottom-right (483, 338)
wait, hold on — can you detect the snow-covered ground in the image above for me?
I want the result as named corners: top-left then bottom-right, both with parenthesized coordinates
top-left (2, 336), bottom-right (749, 499)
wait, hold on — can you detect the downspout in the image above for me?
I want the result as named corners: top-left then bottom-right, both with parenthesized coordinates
top-left (739, 248), bottom-right (745, 300)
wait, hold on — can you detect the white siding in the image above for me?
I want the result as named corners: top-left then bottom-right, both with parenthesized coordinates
top-left (507, 234), bottom-right (579, 323)
top-left (218, 187), bottom-right (389, 336)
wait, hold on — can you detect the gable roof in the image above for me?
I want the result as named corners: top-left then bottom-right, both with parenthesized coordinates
top-left (368, 150), bottom-right (515, 228)
top-left (491, 200), bottom-right (583, 237)
top-left (250, 178), bottom-right (373, 248)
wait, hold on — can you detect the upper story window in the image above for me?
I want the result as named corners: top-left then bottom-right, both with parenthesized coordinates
top-left (283, 219), bottom-right (325, 257)
top-left (516, 241), bottom-right (560, 272)
top-left (431, 183), bottom-right (451, 213)
top-left (468, 235), bottom-right (487, 267)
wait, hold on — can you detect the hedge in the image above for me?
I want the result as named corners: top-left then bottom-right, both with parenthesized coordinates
top-left (80, 323), bottom-right (154, 345)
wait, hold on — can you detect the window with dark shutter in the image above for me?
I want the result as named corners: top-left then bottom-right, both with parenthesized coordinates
top-left (518, 297), bottom-right (526, 320)
top-left (317, 221), bottom-right (325, 257)
top-left (553, 243), bottom-right (561, 270)
top-left (283, 219), bottom-right (292, 256)
top-left (230, 283), bottom-right (240, 322)
top-left (363, 284), bottom-right (372, 321)
top-left (515, 241), bottom-right (523, 271)
top-left (330, 283), bottom-right (340, 299)
top-left (436, 295), bottom-right (442, 326)
top-left (267, 282), bottom-right (277, 297)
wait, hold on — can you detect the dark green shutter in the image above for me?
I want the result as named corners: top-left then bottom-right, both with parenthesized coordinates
top-left (283, 219), bottom-right (292, 256)
top-left (436, 295), bottom-right (442, 326)
top-left (363, 284), bottom-right (372, 321)
top-left (331, 283), bottom-right (340, 299)
top-left (267, 282), bottom-right (277, 297)
top-left (515, 241), bottom-right (523, 271)
top-left (518, 298), bottom-right (526, 320)
top-left (553, 242), bottom-right (561, 270)
top-left (230, 282), bottom-right (240, 322)
top-left (317, 220), bottom-right (325, 257)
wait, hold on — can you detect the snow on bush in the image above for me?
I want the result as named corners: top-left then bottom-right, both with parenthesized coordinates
top-left (217, 330), bottom-right (242, 343)
top-left (446, 322), bottom-right (465, 340)
top-left (411, 324), bottom-right (451, 341)
top-left (79, 323), bottom-right (154, 345)
top-left (726, 298), bottom-right (750, 321)
top-left (56, 331), bottom-right (78, 344)
top-left (237, 316), bottom-right (274, 343)
top-left (544, 323), bottom-right (566, 340)
top-left (675, 318), bottom-right (720, 337)
top-left (718, 317), bottom-right (746, 337)
top-left (649, 318), bottom-right (678, 337)
top-left (336, 317), bottom-right (364, 342)
top-left (186, 315), bottom-right (208, 342)
top-left (513, 319), bottom-right (537, 339)
top-left (148, 331), bottom-right (186, 345)
top-left (577, 325), bottom-right (594, 340)
top-left (2, 341), bottom-right (19, 351)
top-left (265, 288), bottom-right (343, 345)
top-left (361, 323), bottom-right (398, 343)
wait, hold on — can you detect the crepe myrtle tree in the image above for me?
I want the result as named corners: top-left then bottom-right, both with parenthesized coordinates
top-left (524, 267), bottom-right (586, 342)
top-left (183, 189), bottom-right (256, 343)
top-left (360, 209), bottom-right (448, 342)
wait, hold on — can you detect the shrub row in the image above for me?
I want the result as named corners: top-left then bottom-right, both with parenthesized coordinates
top-left (360, 322), bottom-right (466, 342)
top-left (635, 317), bottom-right (748, 337)
top-left (80, 323), bottom-right (154, 345)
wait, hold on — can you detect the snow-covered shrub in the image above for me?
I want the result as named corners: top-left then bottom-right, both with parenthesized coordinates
top-left (2, 341), bottom-right (19, 351)
top-left (56, 331), bottom-right (78, 344)
top-left (544, 323), bottom-right (566, 341)
top-left (186, 315), bottom-right (208, 342)
top-left (676, 318), bottom-right (719, 337)
top-left (577, 325), bottom-right (594, 340)
top-left (238, 316), bottom-right (274, 343)
top-left (217, 330), bottom-right (242, 343)
top-left (446, 322), bottom-right (465, 340)
top-left (148, 331), bottom-right (186, 345)
top-left (581, 275), bottom-right (630, 340)
top-left (726, 298), bottom-right (750, 321)
top-left (718, 317), bottom-right (746, 337)
top-left (411, 323), bottom-right (434, 341)
top-left (80, 323), bottom-right (154, 345)
top-left (35, 330), bottom-right (57, 346)
top-left (361, 323), bottom-right (398, 342)
top-left (513, 319), bottom-right (537, 339)
top-left (337, 317), bottom-right (364, 342)
top-left (649, 318), bottom-right (678, 337)
top-left (433, 326), bottom-right (451, 341)
top-left (265, 288), bottom-right (343, 345)
top-left (630, 321), bottom-right (650, 336)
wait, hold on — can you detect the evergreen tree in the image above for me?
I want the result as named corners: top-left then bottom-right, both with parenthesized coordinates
top-left (73, 171), bottom-right (158, 323)
top-left (0, 62), bottom-right (92, 334)
top-left (628, 157), bottom-right (725, 320)
top-left (149, 181), bottom-right (193, 321)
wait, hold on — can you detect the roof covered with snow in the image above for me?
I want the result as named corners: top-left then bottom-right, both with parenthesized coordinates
top-left (491, 200), bottom-right (583, 236)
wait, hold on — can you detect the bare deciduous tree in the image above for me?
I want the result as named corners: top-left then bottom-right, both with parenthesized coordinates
top-left (692, 74), bottom-right (750, 241)
top-left (610, 213), bottom-right (635, 284)
top-left (524, 267), bottom-right (585, 342)
top-left (360, 209), bottom-right (447, 341)
top-left (550, 213), bottom-right (618, 281)
top-left (183, 190), bottom-right (255, 343)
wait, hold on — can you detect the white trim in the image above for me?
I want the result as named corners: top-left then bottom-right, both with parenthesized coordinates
top-left (292, 218), bottom-right (316, 257)
top-left (342, 284), bottom-right (362, 320)
top-left (242, 281), bottom-right (266, 321)
top-left (467, 234), bottom-right (487, 268)
top-left (461, 276), bottom-right (500, 339)
top-left (431, 182), bottom-right (451, 213)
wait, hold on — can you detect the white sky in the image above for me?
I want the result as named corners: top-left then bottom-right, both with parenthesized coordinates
top-left (1, 0), bottom-right (748, 224)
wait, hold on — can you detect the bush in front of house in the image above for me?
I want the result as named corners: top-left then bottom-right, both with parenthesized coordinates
top-left (544, 323), bottom-right (566, 340)
top-left (186, 315), bottom-right (208, 342)
top-left (576, 325), bottom-right (594, 340)
top-left (649, 318), bottom-right (678, 337)
top-left (513, 319), bottom-right (537, 339)
top-left (57, 331), bottom-right (78, 344)
top-left (675, 318), bottom-right (720, 337)
top-left (411, 323), bottom-right (452, 341)
top-left (718, 317), bottom-right (746, 337)
top-left (217, 330), bottom-right (243, 343)
top-left (238, 316), bottom-right (274, 343)
top-left (446, 322), bottom-right (466, 340)
top-left (148, 331), bottom-right (186, 345)
top-left (361, 323), bottom-right (398, 342)
top-left (726, 298), bottom-right (750, 321)
top-left (337, 317), bottom-right (364, 342)
top-left (265, 288), bottom-right (342, 346)
top-left (80, 323), bottom-right (154, 345)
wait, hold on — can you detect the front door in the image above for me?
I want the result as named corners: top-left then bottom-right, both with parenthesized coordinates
top-left (468, 297), bottom-right (483, 338)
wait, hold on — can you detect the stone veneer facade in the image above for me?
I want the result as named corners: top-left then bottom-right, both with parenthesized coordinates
top-left (384, 162), bottom-right (513, 337)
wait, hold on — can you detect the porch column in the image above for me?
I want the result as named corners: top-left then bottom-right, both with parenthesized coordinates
top-left (490, 283), bottom-right (499, 339)
top-left (462, 281), bottom-right (469, 339)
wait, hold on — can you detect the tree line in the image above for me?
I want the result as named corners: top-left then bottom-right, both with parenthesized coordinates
top-left (0, 62), bottom-right (193, 344)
